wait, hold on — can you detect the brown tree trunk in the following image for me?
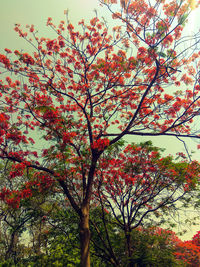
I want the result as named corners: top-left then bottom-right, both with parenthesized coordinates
top-left (79, 202), bottom-right (90, 267)
top-left (5, 231), bottom-right (18, 263)
top-left (125, 227), bottom-right (134, 267)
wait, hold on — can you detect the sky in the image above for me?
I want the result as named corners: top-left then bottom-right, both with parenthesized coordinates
top-left (1, 0), bottom-right (200, 240)
top-left (0, 0), bottom-right (102, 50)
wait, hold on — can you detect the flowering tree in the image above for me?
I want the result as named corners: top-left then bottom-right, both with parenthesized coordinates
top-left (129, 227), bottom-right (200, 266)
top-left (0, 161), bottom-right (56, 264)
top-left (174, 231), bottom-right (200, 267)
top-left (94, 141), bottom-right (200, 265)
top-left (0, 0), bottom-right (200, 265)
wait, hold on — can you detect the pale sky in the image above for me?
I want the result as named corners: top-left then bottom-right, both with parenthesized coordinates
top-left (1, 0), bottom-right (200, 240)
top-left (0, 0), bottom-right (102, 50)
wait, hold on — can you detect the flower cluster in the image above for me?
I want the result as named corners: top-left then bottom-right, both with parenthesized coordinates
top-left (92, 138), bottom-right (110, 151)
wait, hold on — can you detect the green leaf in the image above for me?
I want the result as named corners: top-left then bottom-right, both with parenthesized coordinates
top-left (35, 105), bottom-right (55, 113)
top-left (178, 14), bottom-right (188, 26)
top-left (158, 52), bottom-right (167, 58)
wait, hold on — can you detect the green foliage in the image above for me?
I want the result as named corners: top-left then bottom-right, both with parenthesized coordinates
top-left (104, 139), bottom-right (126, 158)
top-left (128, 229), bottom-right (179, 267)
top-left (178, 14), bottom-right (188, 26)
top-left (158, 51), bottom-right (167, 58)
top-left (0, 205), bottom-right (196, 266)
top-left (89, 208), bottom-right (181, 266)
top-left (20, 236), bottom-right (80, 267)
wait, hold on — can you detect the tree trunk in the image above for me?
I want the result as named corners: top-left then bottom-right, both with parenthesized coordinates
top-left (125, 228), bottom-right (134, 267)
top-left (5, 231), bottom-right (18, 264)
top-left (80, 203), bottom-right (90, 267)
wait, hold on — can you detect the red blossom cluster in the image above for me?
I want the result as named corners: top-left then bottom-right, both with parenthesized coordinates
top-left (21, 53), bottom-right (35, 65)
top-left (175, 239), bottom-right (200, 266)
top-left (0, 54), bottom-right (11, 68)
top-left (62, 132), bottom-right (77, 145)
top-left (92, 138), bottom-right (110, 151)
top-left (0, 170), bottom-right (54, 209)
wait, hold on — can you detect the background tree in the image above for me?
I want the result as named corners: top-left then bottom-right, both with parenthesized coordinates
top-left (174, 239), bottom-right (200, 266)
top-left (0, 0), bottom-right (200, 265)
top-left (0, 161), bottom-right (62, 265)
top-left (93, 141), bottom-right (200, 266)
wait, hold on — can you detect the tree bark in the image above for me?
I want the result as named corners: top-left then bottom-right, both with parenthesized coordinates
top-left (80, 202), bottom-right (90, 267)
top-left (5, 231), bottom-right (18, 263)
top-left (125, 227), bottom-right (134, 267)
